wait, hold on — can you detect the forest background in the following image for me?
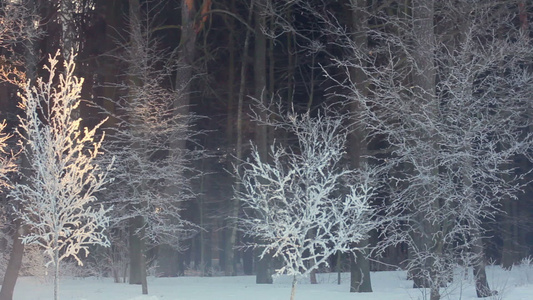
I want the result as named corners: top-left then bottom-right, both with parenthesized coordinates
top-left (0, 1), bottom-right (531, 300)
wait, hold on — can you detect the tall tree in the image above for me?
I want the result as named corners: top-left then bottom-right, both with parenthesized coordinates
top-left (11, 52), bottom-right (112, 300)
top-left (102, 0), bottom-right (203, 292)
top-left (0, 2), bottom-right (41, 299)
top-left (346, 0), bottom-right (373, 293)
top-left (155, 0), bottom-right (211, 278)
top-left (325, 1), bottom-right (533, 299)
top-left (225, 0), bottom-right (255, 276)
top-left (253, 0), bottom-right (273, 284)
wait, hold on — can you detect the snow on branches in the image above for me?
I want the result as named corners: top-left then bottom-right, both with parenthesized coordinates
top-left (237, 107), bottom-right (380, 281)
top-left (0, 121), bottom-right (16, 190)
top-left (321, 0), bottom-right (533, 295)
top-left (12, 51), bottom-right (113, 279)
top-left (0, 1), bottom-right (41, 46)
top-left (100, 8), bottom-right (203, 249)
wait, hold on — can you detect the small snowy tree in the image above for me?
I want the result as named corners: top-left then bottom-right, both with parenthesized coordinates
top-left (237, 105), bottom-right (380, 300)
top-left (11, 51), bottom-right (113, 300)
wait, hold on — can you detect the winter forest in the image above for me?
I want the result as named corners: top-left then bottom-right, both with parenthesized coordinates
top-left (0, 0), bottom-right (532, 300)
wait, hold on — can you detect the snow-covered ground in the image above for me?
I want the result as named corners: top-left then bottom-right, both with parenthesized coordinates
top-left (8, 265), bottom-right (533, 300)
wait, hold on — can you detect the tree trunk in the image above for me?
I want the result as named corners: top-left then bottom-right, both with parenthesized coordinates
top-left (337, 252), bottom-right (342, 285)
top-left (0, 221), bottom-right (25, 300)
top-left (157, 245), bottom-right (179, 276)
top-left (253, 0), bottom-right (273, 284)
top-left (350, 239), bottom-right (373, 292)
top-left (501, 197), bottom-right (518, 269)
top-left (0, 29), bottom-right (36, 296)
top-left (290, 275), bottom-right (297, 300)
top-left (129, 216), bottom-right (147, 290)
top-left (472, 231), bottom-right (493, 298)
top-left (54, 248), bottom-right (59, 300)
top-left (347, 0), bottom-right (373, 292)
top-left (310, 267), bottom-right (318, 284)
top-left (140, 232), bottom-right (148, 295)
top-left (225, 0), bottom-right (255, 277)
top-left (410, 1), bottom-right (439, 298)
top-left (255, 248), bottom-right (273, 284)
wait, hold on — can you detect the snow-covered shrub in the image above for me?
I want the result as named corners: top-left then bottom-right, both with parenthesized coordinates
top-left (20, 245), bottom-right (48, 280)
top-left (237, 107), bottom-right (381, 300)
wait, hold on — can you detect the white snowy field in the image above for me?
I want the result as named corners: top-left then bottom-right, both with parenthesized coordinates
top-left (8, 266), bottom-right (533, 300)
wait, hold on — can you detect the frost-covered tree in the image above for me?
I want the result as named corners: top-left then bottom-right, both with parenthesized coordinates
top-left (321, 1), bottom-right (533, 299)
top-left (0, 121), bottom-right (16, 190)
top-left (0, 2), bottom-right (43, 299)
top-left (101, 2), bottom-right (202, 290)
top-left (237, 104), bottom-right (380, 300)
top-left (11, 51), bottom-right (113, 300)
top-left (0, 1), bottom-right (41, 47)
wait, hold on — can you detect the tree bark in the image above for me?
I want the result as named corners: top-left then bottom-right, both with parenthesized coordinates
top-left (350, 239), bottom-right (372, 292)
top-left (290, 275), bottom-right (297, 300)
top-left (0, 221), bottom-right (25, 300)
top-left (54, 246), bottom-right (59, 300)
top-left (253, 0), bottom-right (273, 284)
top-left (129, 216), bottom-right (145, 286)
top-left (225, 0), bottom-right (255, 277)
top-left (347, 0), bottom-right (373, 292)
top-left (472, 229), bottom-right (493, 298)
top-left (157, 245), bottom-right (179, 276)
top-left (410, 1), bottom-right (440, 299)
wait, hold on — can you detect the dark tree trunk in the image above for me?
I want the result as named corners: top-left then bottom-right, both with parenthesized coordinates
top-left (410, 1), bottom-right (440, 298)
top-left (253, 0), bottom-right (273, 283)
top-left (472, 233), bottom-right (493, 298)
top-left (350, 239), bottom-right (372, 292)
top-left (129, 216), bottom-right (147, 292)
top-left (474, 264), bottom-right (493, 298)
top-left (310, 269), bottom-right (318, 284)
top-left (0, 26), bottom-right (37, 296)
top-left (255, 249), bottom-right (273, 284)
top-left (242, 247), bottom-right (253, 275)
top-left (156, 245), bottom-right (179, 277)
top-left (226, 0), bottom-right (255, 277)
top-left (501, 198), bottom-right (519, 269)
top-left (347, 0), bottom-right (373, 292)
top-left (0, 221), bottom-right (25, 300)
